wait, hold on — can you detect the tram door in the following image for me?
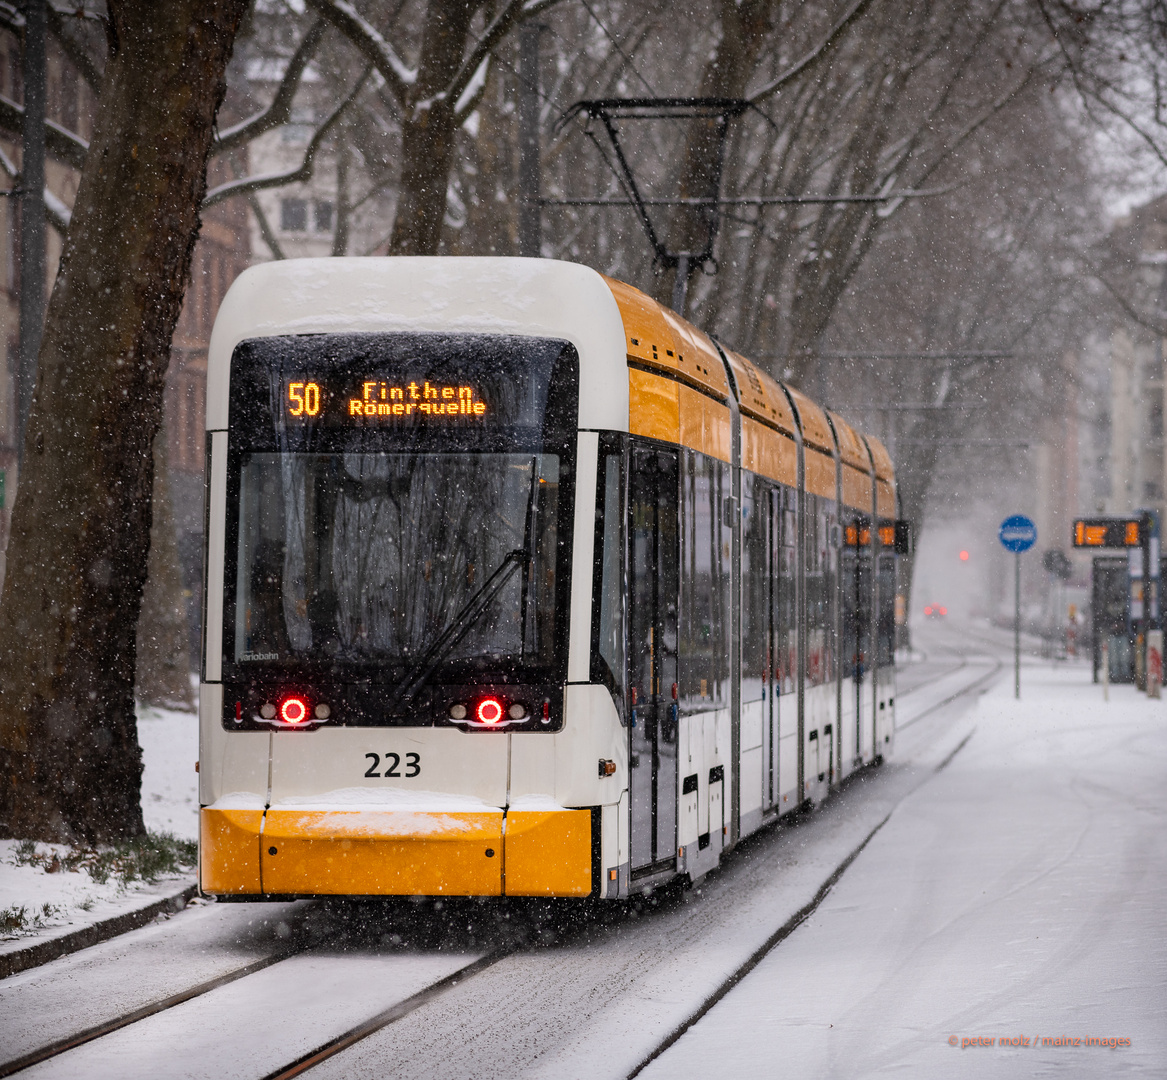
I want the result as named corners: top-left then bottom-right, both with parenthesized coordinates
top-left (628, 445), bottom-right (679, 871)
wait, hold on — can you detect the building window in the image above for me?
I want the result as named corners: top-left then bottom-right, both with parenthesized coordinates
top-left (314, 200), bottom-right (334, 233)
top-left (280, 198), bottom-right (308, 232)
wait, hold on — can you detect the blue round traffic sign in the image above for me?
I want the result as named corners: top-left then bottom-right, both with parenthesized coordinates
top-left (999, 514), bottom-right (1037, 553)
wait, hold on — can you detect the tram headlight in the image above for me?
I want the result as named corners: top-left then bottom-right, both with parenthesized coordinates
top-left (508, 702), bottom-right (528, 720)
top-left (449, 703), bottom-right (468, 720)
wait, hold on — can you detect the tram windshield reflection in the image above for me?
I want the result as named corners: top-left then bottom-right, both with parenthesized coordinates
top-left (234, 451), bottom-right (561, 674)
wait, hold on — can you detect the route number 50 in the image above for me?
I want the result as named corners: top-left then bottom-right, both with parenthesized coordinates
top-left (288, 382), bottom-right (321, 417)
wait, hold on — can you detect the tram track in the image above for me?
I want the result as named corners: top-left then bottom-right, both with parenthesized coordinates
top-left (895, 656), bottom-right (1001, 732)
top-left (261, 950), bottom-right (510, 1080)
top-left (0, 948), bottom-right (302, 1079)
top-left (896, 654), bottom-right (966, 696)
top-left (1, 634), bottom-right (1004, 1080)
top-left (892, 624), bottom-right (1007, 733)
top-left (0, 901), bottom-right (528, 1080)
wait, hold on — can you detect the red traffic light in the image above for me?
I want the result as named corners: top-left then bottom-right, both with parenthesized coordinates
top-left (959, 550), bottom-right (969, 561)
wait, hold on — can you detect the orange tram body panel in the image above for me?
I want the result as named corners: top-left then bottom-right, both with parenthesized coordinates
top-left (200, 805), bottom-right (593, 897)
top-left (199, 258), bottom-right (901, 901)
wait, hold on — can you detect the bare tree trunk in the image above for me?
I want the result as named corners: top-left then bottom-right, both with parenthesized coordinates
top-left (332, 137), bottom-right (351, 257)
top-left (0, 0), bottom-right (247, 843)
top-left (390, 0), bottom-right (484, 255)
top-left (654, 0), bottom-right (777, 309)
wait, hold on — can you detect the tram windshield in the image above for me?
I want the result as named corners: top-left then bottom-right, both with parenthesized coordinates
top-left (225, 333), bottom-right (578, 682)
top-left (235, 452), bottom-right (561, 670)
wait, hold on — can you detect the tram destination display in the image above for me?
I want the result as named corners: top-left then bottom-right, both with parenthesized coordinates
top-left (284, 377), bottom-right (490, 422)
top-left (227, 331), bottom-right (580, 444)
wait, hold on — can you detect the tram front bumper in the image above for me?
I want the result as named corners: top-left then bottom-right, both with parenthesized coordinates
top-left (199, 805), bottom-right (593, 898)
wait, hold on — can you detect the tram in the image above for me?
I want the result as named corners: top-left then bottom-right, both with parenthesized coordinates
top-left (198, 258), bottom-right (900, 900)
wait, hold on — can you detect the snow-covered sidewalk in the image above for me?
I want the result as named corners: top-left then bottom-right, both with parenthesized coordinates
top-left (1, 703), bottom-right (199, 970)
top-left (641, 661), bottom-right (1167, 1078)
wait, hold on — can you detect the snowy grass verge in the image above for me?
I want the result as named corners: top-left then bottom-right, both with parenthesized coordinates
top-left (1, 699), bottom-right (199, 954)
top-left (0, 833), bottom-right (196, 942)
top-left (8, 832), bottom-right (195, 890)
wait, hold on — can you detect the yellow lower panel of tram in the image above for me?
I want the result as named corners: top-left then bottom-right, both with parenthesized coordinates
top-left (200, 806), bottom-right (593, 897)
top-left (504, 810), bottom-right (593, 896)
top-left (260, 808), bottom-right (505, 896)
top-left (200, 808), bottom-right (264, 894)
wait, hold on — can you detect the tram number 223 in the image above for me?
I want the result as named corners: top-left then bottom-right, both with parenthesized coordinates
top-left (287, 382), bottom-right (322, 417)
top-left (364, 752), bottom-right (421, 778)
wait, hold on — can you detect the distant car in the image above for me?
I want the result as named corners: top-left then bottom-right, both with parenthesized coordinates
top-left (923, 604), bottom-right (948, 618)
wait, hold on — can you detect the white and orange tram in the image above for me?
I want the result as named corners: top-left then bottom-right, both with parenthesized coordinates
top-left (198, 258), bottom-right (901, 900)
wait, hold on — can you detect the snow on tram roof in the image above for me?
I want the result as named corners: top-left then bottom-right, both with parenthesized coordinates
top-left (206, 257), bottom-right (630, 432)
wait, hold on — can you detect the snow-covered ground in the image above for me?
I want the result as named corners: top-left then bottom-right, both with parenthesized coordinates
top-left (136, 701), bottom-right (200, 840)
top-left (2, 628), bottom-right (1162, 1080)
top-left (0, 703), bottom-right (198, 950)
top-left (641, 655), bottom-right (1167, 1078)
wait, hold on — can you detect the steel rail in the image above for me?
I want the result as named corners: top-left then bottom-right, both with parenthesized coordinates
top-left (260, 949), bottom-right (513, 1080)
top-left (0, 946), bottom-right (303, 1077)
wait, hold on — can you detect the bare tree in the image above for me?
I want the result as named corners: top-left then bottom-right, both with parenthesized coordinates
top-left (308, 0), bottom-right (561, 255)
top-left (820, 81), bottom-right (1109, 617)
top-left (0, 0), bottom-right (248, 844)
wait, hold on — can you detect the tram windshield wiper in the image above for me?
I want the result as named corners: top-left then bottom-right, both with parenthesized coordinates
top-left (392, 548), bottom-right (528, 705)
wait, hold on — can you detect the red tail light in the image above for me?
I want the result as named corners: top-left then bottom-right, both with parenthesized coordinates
top-left (280, 697), bottom-right (308, 724)
top-left (476, 698), bottom-right (503, 725)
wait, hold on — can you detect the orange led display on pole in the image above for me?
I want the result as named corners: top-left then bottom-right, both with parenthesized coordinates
top-left (1071, 517), bottom-right (1142, 549)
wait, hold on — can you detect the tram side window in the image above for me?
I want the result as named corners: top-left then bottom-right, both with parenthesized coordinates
top-left (877, 551), bottom-right (896, 666)
top-left (822, 499), bottom-right (838, 683)
top-left (777, 486), bottom-right (797, 695)
top-left (841, 542), bottom-right (858, 678)
top-left (593, 445), bottom-right (625, 711)
top-left (679, 449), bottom-right (731, 713)
top-left (627, 445), bottom-right (679, 705)
top-left (741, 472), bottom-right (768, 703)
top-left (804, 495), bottom-right (836, 687)
top-left (857, 537), bottom-right (872, 673)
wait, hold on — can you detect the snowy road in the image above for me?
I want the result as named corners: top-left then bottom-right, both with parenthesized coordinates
top-left (4, 625), bottom-right (1159, 1079)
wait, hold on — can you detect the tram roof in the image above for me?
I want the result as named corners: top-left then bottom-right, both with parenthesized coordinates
top-left (864, 434), bottom-right (895, 483)
top-left (826, 410), bottom-right (872, 474)
top-left (206, 258), bottom-right (896, 492)
top-left (602, 276), bottom-right (730, 402)
top-left (206, 257), bottom-right (630, 431)
top-left (720, 348), bottom-right (798, 437)
top-left (781, 384), bottom-right (835, 456)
